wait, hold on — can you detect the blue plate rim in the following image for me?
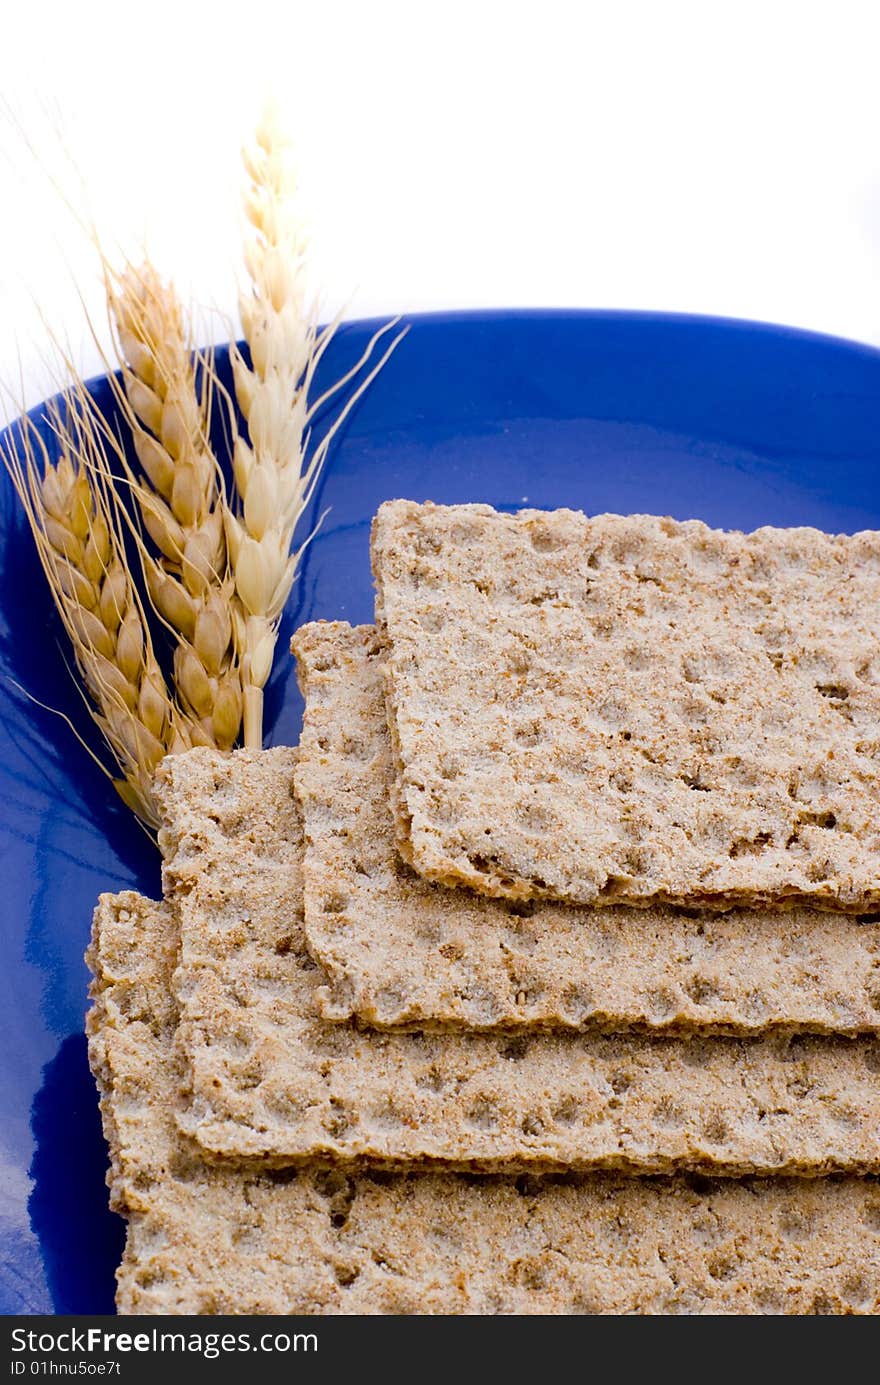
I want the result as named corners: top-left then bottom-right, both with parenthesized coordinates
top-left (6, 304), bottom-right (880, 440)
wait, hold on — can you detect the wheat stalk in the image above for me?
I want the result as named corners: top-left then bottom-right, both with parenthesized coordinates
top-left (5, 107), bottom-right (403, 812)
top-left (1, 383), bottom-right (203, 825)
top-left (230, 109), bottom-right (406, 746)
top-left (105, 263), bottom-right (243, 751)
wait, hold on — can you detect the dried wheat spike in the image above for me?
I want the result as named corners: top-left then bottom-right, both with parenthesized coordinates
top-left (230, 108), bottom-right (405, 746)
top-left (2, 387), bottom-right (205, 826)
top-left (107, 264), bottom-right (243, 750)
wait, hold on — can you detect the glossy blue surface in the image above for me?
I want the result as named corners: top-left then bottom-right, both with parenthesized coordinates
top-left (2, 309), bottom-right (880, 1314)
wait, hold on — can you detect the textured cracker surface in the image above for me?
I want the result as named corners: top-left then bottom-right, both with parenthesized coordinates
top-left (86, 892), bottom-right (880, 1314)
top-left (372, 501), bottom-right (880, 910)
top-left (294, 621), bottom-right (880, 1036)
top-left (156, 749), bottom-right (880, 1173)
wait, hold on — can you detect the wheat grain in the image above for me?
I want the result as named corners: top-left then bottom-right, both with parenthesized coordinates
top-left (1, 384), bottom-right (205, 825)
top-left (230, 108), bottom-right (406, 746)
top-left (106, 263), bottom-right (243, 750)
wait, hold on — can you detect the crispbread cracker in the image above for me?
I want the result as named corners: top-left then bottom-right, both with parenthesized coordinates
top-left (156, 748), bottom-right (880, 1174)
top-left (87, 892), bottom-right (880, 1315)
top-left (372, 500), bottom-right (880, 910)
top-left (293, 620), bottom-right (880, 1036)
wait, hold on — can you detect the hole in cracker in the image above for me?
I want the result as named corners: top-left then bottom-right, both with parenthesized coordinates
top-left (323, 892), bottom-right (349, 914)
top-left (778, 1206), bottom-right (815, 1241)
top-left (315, 1170), bottom-right (356, 1228)
top-left (466, 853), bottom-right (517, 890)
top-left (622, 848), bottom-right (648, 875)
top-left (787, 1071), bottom-right (816, 1099)
top-left (622, 644), bottom-right (651, 672)
top-left (797, 810), bottom-right (837, 830)
top-left (505, 899), bottom-right (537, 919)
top-left (324, 1113), bottom-right (352, 1139)
top-left (728, 831), bottom-right (773, 858)
top-left (231, 1058), bottom-right (264, 1091)
top-left (438, 753), bottom-right (461, 780)
top-left (840, 1274), bottom-right (872, 1309)
top-left (703, 1112), bottom-right (730, 1144)
top-left (511, 974), bottom-right (544, 1008)
top-left (552, 1095), bottom-right (580, 1126)
top-left (266, 1166), bottom-right (299, 1186)
top-left (806, 859), bottom-right (831, 883)
top-left (863, 1044), bottom-right (880, 1075)
top-left (809, 1293), bottom-right (837, 1314)
top-left (134, 1266), bottom-right (168, 1290)
top-left (707, 1252), bottom-right (738, 1282)
top-left (514, 1174), bottom-right (545, 1196)
top-left (681, 773), bottom-right (711, 791)
top-left (599, 875), bottom-right (633, 899)
top-left (862, 1200), bottom-right (880, 1233)
top-left (561, 984), bottom-right (595, 1022)
top-left (681, 1039), bottom-right (713, 1068)
top-left (653, 1096), bottom-right (684, 1128)
top-left (415, 1066), bottom-right (445, 1094)
top-left (518, 802), bottom-right (550, 832)
top-left (502, 923), bottom-right (538, 955)
top-left (781, 1035), bottom-right (812, 1063)
top-left (646, 987), bottom-right (676, 1020)
top-left (438, 940), bottom-right (465, 962)
top-left (414, 531), bottom-right (443, 557)
top-left (683, 1172), bottom-right (714, 1195)
top-left (816, 683), bottom-right (849, 700)
top-left (263, 1089), bottom-right (304, 1122)
top-left (374, 986), bottom-right (406, 1019)
top-left (684, 975), bottom-right (720, 1006)
top-left (514, 720), bottom-right (543, 747)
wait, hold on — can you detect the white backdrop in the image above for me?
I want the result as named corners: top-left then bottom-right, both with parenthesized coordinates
top-left (4, 0), bottom-right (880, 411)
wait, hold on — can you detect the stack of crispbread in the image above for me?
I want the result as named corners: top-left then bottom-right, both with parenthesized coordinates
top-left (87, 501), bottom-right (880, 1314)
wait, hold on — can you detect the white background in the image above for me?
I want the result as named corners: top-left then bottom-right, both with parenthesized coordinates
top-left (3, 0), bottom-right (880, 411)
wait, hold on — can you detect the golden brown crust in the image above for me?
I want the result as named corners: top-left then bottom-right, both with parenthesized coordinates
top-left (86, 892), bottom-right (880, 1314)
top-left (155, 748), bottom-right (880, 1175)
top-left (372, 501), bottom-right (880, 910)
top-left (293, 620), bottom-right (880, 1036)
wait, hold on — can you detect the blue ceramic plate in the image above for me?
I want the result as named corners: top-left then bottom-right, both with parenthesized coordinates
top-left (2, 309), bottom-right (880, 1315)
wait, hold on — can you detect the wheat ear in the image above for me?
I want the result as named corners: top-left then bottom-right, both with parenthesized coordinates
top-left (230, 110), bottom-right (406, 746)
top-left (1, 385), bottom-right (202, 825)
top-left (106, 263), bottom-right (243, 750)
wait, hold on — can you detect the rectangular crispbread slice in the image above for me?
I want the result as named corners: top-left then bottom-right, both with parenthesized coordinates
top-left (155, 748), bottom-right (880, 1174)
top-left (372, 501), bottom-right (880, 911)
top-left (293, 621), bottom-right (880, 1036)
top-left (87, 891), bottom-right (880, 1315)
